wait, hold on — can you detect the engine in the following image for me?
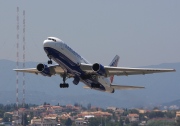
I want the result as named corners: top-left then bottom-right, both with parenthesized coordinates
top-left (92, 63), bottom-right (106, 76)
top-left (36, 63), bottom-right (52, 77)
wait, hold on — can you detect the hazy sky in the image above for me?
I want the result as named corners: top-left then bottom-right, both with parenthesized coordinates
top-left (0, 0), bottom-right (179, 67)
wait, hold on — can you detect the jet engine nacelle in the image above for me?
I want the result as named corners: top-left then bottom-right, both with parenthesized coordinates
top-left (92, 63), bottom-right (106, 76)
top-left (37, 63), bottom-right (52, 77)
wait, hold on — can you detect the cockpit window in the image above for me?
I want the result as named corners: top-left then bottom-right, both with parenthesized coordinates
top-left (48, 38), bottom-right (56, 42)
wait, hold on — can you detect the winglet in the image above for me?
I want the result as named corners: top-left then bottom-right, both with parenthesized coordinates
top-left (109, 55), bottom-right (120, 83)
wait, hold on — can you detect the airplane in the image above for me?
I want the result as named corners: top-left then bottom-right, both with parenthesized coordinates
top-left (14, 37), bottom-right (176, 93)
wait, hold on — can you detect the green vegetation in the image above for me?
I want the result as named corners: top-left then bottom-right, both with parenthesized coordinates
top-left (147, 120), bottom-right (176, 126)
top-left (0, 103), bottom-right (179, 126)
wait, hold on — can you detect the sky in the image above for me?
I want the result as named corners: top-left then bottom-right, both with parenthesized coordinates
top-left (0, 0), bottom-right (179, 67)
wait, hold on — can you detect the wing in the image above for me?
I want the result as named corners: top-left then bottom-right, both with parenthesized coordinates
top-left (105, 66), bottom-right (176, 76)
top-left (13, 68), bottom-right (39, 74)
top-left (13, 65), bottom-right (64, 75)
top-left (80, 63), bottom-right (176, 76)
top-left (111, 84), bottom-right (144, 90)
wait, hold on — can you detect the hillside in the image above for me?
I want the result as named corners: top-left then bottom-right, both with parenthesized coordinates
top-left (0, 60), bottom-right (179, 108)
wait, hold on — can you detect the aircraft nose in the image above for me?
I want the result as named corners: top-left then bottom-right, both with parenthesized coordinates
top-left (43, 39), bottom-right (51, 47)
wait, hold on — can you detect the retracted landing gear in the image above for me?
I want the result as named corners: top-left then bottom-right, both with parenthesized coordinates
top-left (59, 73), bottom-right (69, 88)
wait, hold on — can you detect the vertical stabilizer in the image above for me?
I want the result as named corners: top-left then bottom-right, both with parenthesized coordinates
top-left (109, 55), bottom-right (120, 83)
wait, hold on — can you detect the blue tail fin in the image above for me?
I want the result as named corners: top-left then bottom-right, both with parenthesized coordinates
top-left (109, 55), bottom-right (120, 83)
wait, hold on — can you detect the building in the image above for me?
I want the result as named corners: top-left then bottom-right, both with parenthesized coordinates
top-left (51, 106), bottom-right (63, 114)
top-left (107, 107), bottom-right (117, 111)
top-left (138, 109), bottom-right (147, 114)
top-left (75, 118), bottom-right (87, 126)
top-left (78, 111), bottom-right (112, 118)
top-left (12, 110), bottom-right (21, 125)
top-left (127, 114), bottom-right (139, 122)
top-left (175, 111), bottom-right (180, 123)
top-left (176, 111), bottom-right (180, 117)
top-left (0, 122), bottom-right (12, 126)
top-left (30, 117), bottom-right (57, 126)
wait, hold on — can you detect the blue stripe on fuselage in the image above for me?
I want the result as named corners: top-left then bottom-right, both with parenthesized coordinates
top-left (44, 47), bottom-right (106, 91)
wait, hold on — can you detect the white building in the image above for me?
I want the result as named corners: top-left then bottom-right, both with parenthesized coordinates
top-left (30, 117), bottom-right (57, 126)
top-left (75, 118), bottom-right (87, 126)
top-left (127, 114), bottom-right (139, 122)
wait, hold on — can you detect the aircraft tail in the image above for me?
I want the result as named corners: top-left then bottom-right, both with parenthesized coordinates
top-left (109, 55), bottom-right (120, 83)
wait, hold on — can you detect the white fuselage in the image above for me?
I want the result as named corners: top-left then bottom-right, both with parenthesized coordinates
top-left (43, 37), bottom-right (114, 93)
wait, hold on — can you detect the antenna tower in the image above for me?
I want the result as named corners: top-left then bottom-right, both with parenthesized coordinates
top-left (16, 6), bottom-right (19, 110)
top-left (22, 10), bottom-right (26, 108)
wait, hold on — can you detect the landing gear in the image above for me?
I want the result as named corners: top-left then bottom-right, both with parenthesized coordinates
top-left (59, 72), bottom-right (69, 88)
top-left (47, 55), bottom-right (53, 64)
top-left (60, 83), bottom-right (69, 88)
top-left (48, 60), bottom-right (52, 64)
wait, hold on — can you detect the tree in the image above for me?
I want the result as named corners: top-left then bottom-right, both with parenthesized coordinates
top-left (125, 118), bottom-right (130, 125)
top-left (129, 109), bottom-right (139, 114)
top-left (119, 118), bottom-right (123, 126)
top-left (43, 102), bottom-right (47, 105)
top-left (176, 117), bottom-right (180, 126)
top-left (131, 122), bottom-right (138, 126)
top-left (165, 111), bottom-right (176, 118)
top-left (56, 117), bottom-right (59, 123)
top-left (65, 118), bottom-right (72, 126)
top-left (74, 103), bottom-right (79, 107)
top-left (3, 116), bottom-right (9, 122)
top-left (153, 107), bottom-right (159, 110)
top-left (30, 112), bottom-right (34, 120)
top-left (0, 110), bottom-right (4, 118)
top-left (21, 113), bottom-right (28, 126)
top-left (87, 103), bottom-right (91, 110)
top-left (88, 117), bottom-right (101, 126)
top-left (147, 120), bottom-right (176, 126)
top-left (3, 114), bottom-right (12, 122)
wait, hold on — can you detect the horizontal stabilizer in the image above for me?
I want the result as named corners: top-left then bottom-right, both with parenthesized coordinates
top-left (111, 84), bottom-right (144, 90)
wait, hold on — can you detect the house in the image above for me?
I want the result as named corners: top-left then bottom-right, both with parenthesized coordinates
top-left (138, 109), bottom-right (147, 114)
top-left (115, 108), bottom-right (124, 114)
top-left (127, 114), bottom-right (139, 122)
top-left (51, 106), bottom-right (63, 114)
top-left (75, 118), bottom-right (87, 126)
top-left (30, 117), bottom-right (57, 126)
top-left (175, 111), bottom-right (180, 122)
top-left (176, 111), bottom-right (180, 117)
top-left (78, 111), bottom-right (112, 118)
top-left (107, 107), bottom-right (117, 111)
top-left (84, 115), bottom-right (94, 120)
top-left (30, 118), bottom-right (42, 126)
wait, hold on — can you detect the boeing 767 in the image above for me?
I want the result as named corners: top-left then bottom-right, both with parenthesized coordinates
top-left (14, 37), bottom-right (176, 93)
